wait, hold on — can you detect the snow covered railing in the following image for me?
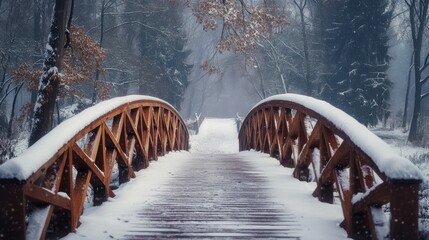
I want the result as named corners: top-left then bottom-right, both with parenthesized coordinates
top-left (0, 96), bottom-right (189, 239)
top-left (239, 94), bottom-right (422, 240)
top-left (185, 113), bottom-right (204, 135)
top-left (235, 113), bottom-right (243, 133)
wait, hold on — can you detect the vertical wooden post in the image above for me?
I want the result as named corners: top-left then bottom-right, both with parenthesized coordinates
top-left (318, 127), bottom-right (333, 204)
top-left (118, 165), bottom-right (130, 184)
top-left (0, 180), bottom-right (26, 240)
top-left (54, 150), bottom-right (73, 237)
top-left (390, 179), bottom-right (421, 240)
top-left (294, 167), bottom-right (310, 181)
top-left (93, 185), bottom-right (108, 206)
top-left (318, 183), bottom-right (334, 203)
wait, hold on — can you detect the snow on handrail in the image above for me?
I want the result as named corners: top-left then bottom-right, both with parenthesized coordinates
top-left (0, 95), bottom-right (180, 181)
top-left (250, 94), bottom-right (422, 181)
top-left (239, 93), bottom-right (422, 239)
top-left (0, 95), bottom-right (189, 239)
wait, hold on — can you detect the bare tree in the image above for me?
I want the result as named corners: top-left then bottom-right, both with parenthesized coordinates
top-left (405, 0), bottom-right (429, 143)
top-left (293, 0), bottom-right (312, 95)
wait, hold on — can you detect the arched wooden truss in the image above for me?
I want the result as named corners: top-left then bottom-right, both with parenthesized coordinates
top-left (239, 95), bottom-right (422, 240)
top-left (0, 96), bottom-right (188, 239)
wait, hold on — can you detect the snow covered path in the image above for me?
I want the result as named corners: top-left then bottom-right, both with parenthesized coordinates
top-left (63, 118), bottom-right (348, 239)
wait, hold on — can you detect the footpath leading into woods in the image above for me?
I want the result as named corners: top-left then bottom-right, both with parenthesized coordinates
top-left (64, 118), bottom-right (348, 239)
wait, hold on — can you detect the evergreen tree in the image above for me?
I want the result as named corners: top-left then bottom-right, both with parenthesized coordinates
top-left (318, 0), bottom-right (392, 126)
top-left (134, 1), bottom-right (192, 110)
top-left (313, 0), bottom-right (347, 103)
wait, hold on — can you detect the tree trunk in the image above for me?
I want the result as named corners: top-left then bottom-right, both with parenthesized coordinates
top-left (407, 0), bottom-right (428, 143)
top-left (7, 83), bottom-right (23, 138)
top-left (408, 40), bottom-right (422, 142)
top-left (29, 0), bottom-right (70, 146)
top-left (29, 0), bottom-right (43, 125)
top-left (402, 55), bottom-right (413, 129)
top-left (408, 84), bottom-right (421, 142)
top-left (296, 0), bottom-right (312, 95)
top-left (92, 0), bottom-right (106, 104)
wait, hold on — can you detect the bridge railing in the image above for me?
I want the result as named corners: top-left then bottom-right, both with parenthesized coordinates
top-left (185, 113), bottom-right (204, 135)
top-left (0, 96), bottom-right (189, 240)
top-left (239, 94), bottom-right (422, 240)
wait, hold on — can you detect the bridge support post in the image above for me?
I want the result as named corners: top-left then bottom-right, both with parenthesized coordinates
top-left (389, 180), bottom-right (420, 240)
top-left (294, 167), bottom-right (310, 181)
top-left (93, 185), bottom-right (108, 206)
top-left (318, 183), bottom-right (334, 204)
top-left (0, 180), bottom-right (26, 240)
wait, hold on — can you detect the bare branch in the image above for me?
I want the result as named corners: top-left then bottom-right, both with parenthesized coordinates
top-left (103, 10), bottom-right (164, 16)
top-left (421, 74), bottom-right (429, 84)
top-left (420, 52), bottom-right (429, 72)
top-left (0, 81), bottom-right (21, 106)
top-left (421, 91), bottom-right (429, 100)
top-left (103, 21), bottom-right (171, 37)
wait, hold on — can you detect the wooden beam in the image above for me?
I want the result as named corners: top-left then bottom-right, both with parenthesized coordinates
top-left (319, 141), bottom-right (350, 184)
top-left (104, 124), bottom-right (136, 180)
top-left (72, 143), bottom-right (105, 185)
top-left (24, 184), bottom-right (71, 210)
top-left (352, 182), bottom-right (389, 213)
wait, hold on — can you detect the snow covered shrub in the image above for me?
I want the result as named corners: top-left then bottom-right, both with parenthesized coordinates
top-left (409, 152), bottom-right (429, 166)
top-left (186, 113), bottom-right (204, 135)
top-left (0, 132), bottom-right (16, 164)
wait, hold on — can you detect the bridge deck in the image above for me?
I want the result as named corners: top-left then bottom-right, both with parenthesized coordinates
top-left (125, 153), bottom-right (300, 239)
top-left (64, 119), bottom-right (347, 240)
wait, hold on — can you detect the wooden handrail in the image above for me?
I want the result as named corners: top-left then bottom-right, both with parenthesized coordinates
top-left (239, 94), bottom-right (422, 239)
top-left (0, 95), bottom-right (189, 239)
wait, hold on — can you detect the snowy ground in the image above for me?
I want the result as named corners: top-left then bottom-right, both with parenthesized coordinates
top-left (371, 128), bottom-right (429, 173)
top-left (63, 118), bottom-right (348, 239)
top-left (371, 127), bottom-right (429, 234)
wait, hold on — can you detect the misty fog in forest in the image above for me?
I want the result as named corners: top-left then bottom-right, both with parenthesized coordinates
top-left (1, 0), bottom-right (429, 155)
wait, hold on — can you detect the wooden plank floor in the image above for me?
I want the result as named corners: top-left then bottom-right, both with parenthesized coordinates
top-left (124, 153), bottom-right (301, 239)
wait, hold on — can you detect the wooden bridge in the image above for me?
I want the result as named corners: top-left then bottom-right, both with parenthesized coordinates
top-left (0, 94), bottom-right (423, 239)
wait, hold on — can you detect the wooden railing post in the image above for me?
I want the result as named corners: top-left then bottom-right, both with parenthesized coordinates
top-left (0, 180), bottom-right (26, 240)
top-left (390, 179), bottom-right (421, 240)
top-left (318, 184), bottom-right (334, 203)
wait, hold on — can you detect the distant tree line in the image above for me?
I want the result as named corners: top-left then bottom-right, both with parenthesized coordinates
top-left (1, 0), bottom-right (429, 163)
top-left (190, 0), bottom-right (392, 126)
top-left (192, 0), bottom-right (429, 145)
